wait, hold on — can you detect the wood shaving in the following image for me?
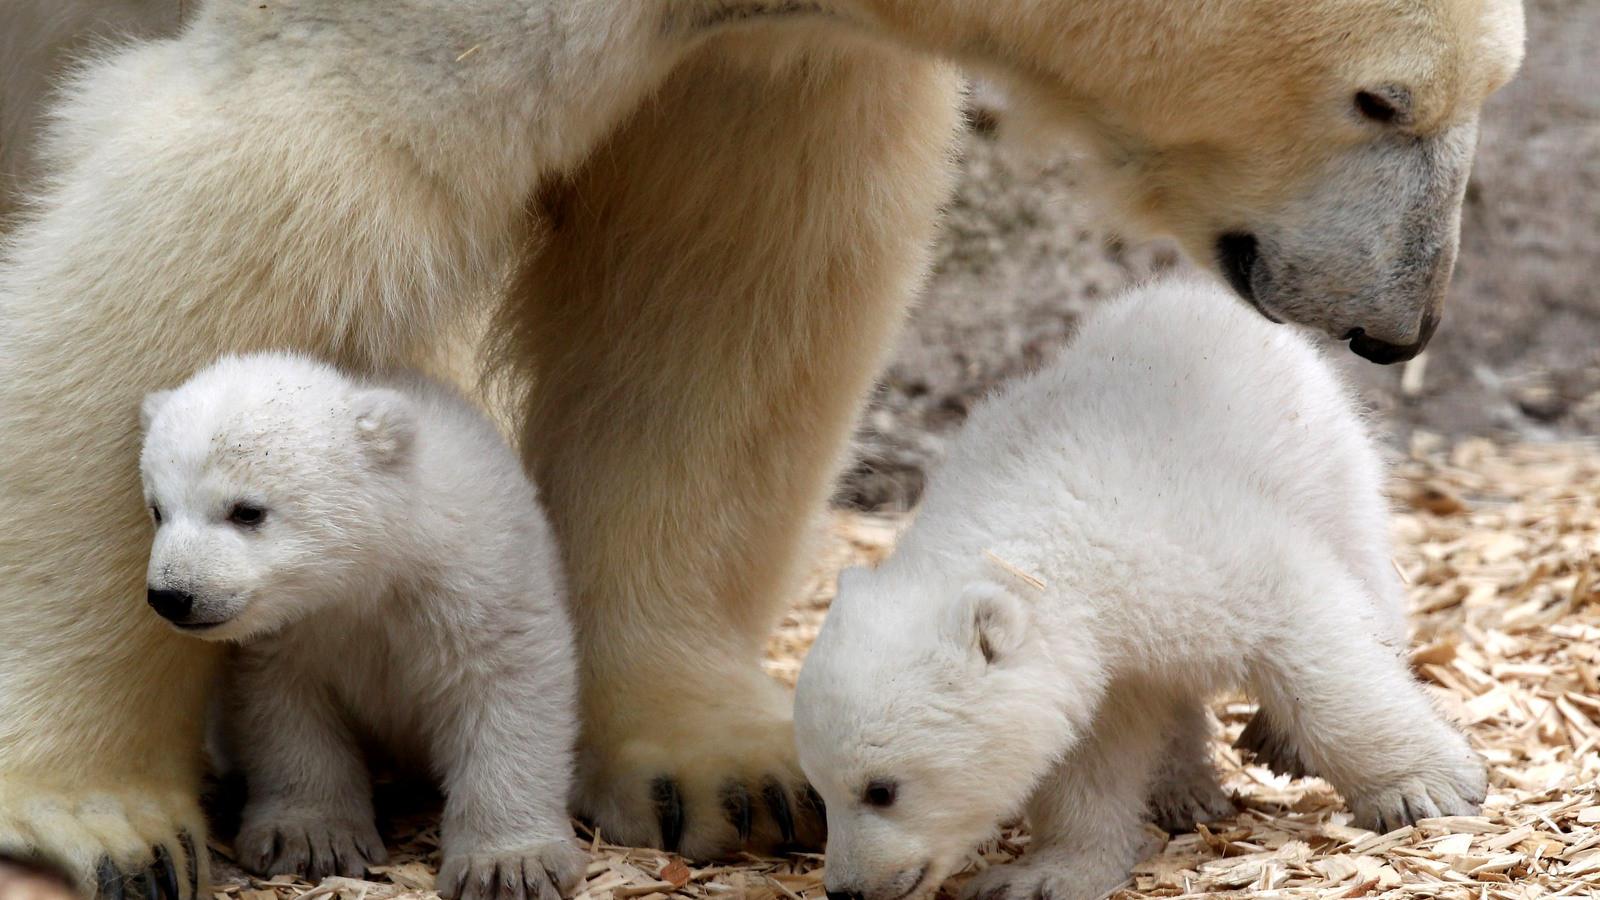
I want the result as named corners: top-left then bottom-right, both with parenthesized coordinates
top-left (207, 437), bottom-right (1600, 899)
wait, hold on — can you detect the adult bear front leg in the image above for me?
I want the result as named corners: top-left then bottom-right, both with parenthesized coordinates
top-left (503, 32), bottom-right (963, 859)
top-left (0, 4), bottom-right (681, 894)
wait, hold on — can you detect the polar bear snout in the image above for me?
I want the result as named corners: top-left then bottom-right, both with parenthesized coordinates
top-left (145, 587), bottom-right (195, 623)
top-left (144, 578), bottom-right (243, 635)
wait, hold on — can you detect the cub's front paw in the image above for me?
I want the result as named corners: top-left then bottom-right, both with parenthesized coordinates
top-left (1347, 740), bottom-right (1487, 833)
top-left (234, 807), bottom-right (386, 881)
top-left (438, 839), bottom-right (587, 900)
top-left (960, 849), bottom-right (1139, 900)
top-left (575, 671), bottom-right (822, 859)
top-left (0, 781), bottom-right (205, 900)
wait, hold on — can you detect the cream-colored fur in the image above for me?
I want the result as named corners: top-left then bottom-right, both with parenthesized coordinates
top-left (0, 0), bottom-right (1521, 894)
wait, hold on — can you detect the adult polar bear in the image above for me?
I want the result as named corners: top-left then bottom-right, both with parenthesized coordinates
top-left (0, 0), bottom-right (1522, 895)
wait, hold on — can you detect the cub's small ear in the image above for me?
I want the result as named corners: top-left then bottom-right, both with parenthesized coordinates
top-left (139, 389), bottom-right (174, 434)
top-left (352, 388), bottom-right (417, 467)
top-left (952, 580), bottom-right (1030, 667)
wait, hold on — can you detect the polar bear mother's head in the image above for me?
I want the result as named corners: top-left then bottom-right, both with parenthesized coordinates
top-left (847, 0), bottom-right (1524, 362)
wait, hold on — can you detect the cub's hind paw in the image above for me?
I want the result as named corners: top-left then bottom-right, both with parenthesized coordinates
top-left (1146, 772), bottom-right (1235, 834)
top-left (1233, 711), bottom-right (1311, 779)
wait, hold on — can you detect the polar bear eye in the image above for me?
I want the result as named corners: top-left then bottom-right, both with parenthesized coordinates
top-left (862, 779), bottom-right (897, 808)
top-left (149, 505), bottom-right (162, 525)
top-left (228, 503), bottom-right (267, 528)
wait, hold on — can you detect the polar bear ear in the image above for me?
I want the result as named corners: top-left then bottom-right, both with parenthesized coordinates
top-left (953, 580), bottom-right (1030, 668)
top-left (352, 388), bottom-right (417, 467)
top-left (139, 389), bottom-right (173, 434)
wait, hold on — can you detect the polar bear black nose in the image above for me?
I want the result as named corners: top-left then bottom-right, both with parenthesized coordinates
top-left (146, 587), bottom-right (195, 622)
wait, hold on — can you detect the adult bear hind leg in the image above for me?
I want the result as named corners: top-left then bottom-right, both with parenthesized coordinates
top-left (504, 33), bottom-right (962, 858)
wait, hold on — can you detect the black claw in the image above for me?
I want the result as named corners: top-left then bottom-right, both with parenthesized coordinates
top-left (96, 857), bottom-right (125, 900)
top-left (150, 846), bottom-right (179, 900)
top-left (651, 776), bottom-right (684, 854)
top-left (136, 868), bottom-right (159, 900)
top-left (720, 782), bottom-right (754, 842)
top-left (761, 779), bottom-right (795, 846)
top-left (178, 831), bottom-right (198, 899)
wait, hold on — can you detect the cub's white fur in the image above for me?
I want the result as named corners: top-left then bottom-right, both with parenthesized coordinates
top-left (139, 353), bottom-right (585, 900)
top-left (795, 279), bottom-right (1484, 900)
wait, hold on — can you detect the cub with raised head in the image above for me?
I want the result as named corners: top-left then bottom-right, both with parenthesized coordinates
top-left (795, 279), bottom-right (1482, 900)
top-left (139, 353), bottom-right (586, 900)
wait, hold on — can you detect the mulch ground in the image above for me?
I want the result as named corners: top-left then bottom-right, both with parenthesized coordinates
top-left (210, 436), bottom-right (1600, 900)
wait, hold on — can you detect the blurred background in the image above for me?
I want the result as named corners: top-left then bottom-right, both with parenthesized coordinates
top-left (838, 0), bottom-right (1599, 511)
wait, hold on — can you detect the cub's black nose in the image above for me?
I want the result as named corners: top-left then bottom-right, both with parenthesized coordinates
top-left (146, 587), bottom-right (194, 622)
top-left (826, 892), bottom-right (864, 900)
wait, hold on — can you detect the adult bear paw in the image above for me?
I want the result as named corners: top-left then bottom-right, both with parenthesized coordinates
top-left (437, 839), bottom-right (587, 900)
top-left (573, 674), bottom-right (823, 859)
top-left (0, 781), bottom-right (205, 900)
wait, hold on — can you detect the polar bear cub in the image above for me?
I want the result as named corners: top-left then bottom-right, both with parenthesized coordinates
top-left (795, 278), bottom-right (1484, 900)
top-left (139, 353), bottom-right (586, 900)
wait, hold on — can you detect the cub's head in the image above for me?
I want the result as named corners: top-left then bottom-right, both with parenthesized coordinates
top-left (795, 565), bottom-right (1076, 900)
top-left (138, 353), bottom-right (416, 642)
top-left (999, 0), bottom-right (1524, 362)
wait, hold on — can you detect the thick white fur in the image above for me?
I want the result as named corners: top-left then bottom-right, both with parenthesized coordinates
top-left (795, 278), bottom-right (1484, 900)
top-left (140, 354), bottom-right (584, 900)
top-left (0, 0), bottom-right (1521, 888)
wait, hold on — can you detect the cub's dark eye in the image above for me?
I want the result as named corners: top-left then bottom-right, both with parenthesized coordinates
top-left (150, 505), bottom-right (162, 525)
top-left (228, 503), bottom-right (266, 527)
top-left (863, 779), bottom-right (897, 809)
top-left (1354, 90), bottom-right (1399, 124)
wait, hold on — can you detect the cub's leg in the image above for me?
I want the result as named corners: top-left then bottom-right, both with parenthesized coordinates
top-left (1248, 557), bottom-right (1484, 832)
top-left (431, 610), bottom-right (586, 900)
top-left (1146, 699), bottom-right (1235, 833)
top-left (1238, 435), bottom-right (1408, 778)
top-left (227, 650), bottom-right (386, 881)
top-left (960, 687), bottom-right (1168, 900)
top-left (502, 32), bottom-right (962, 858)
